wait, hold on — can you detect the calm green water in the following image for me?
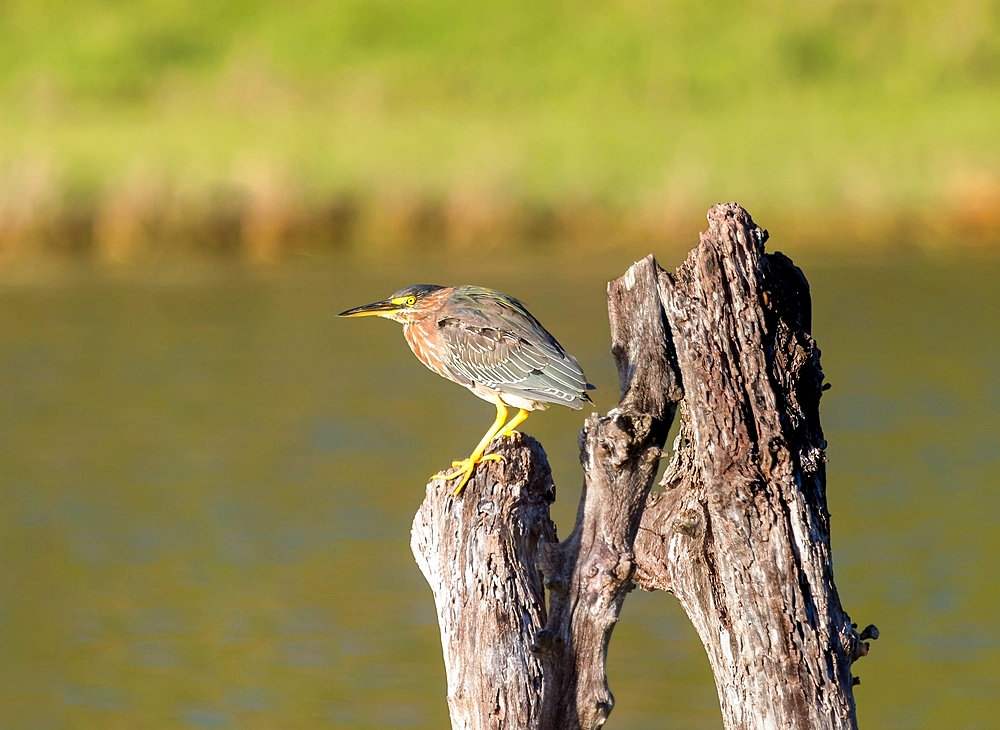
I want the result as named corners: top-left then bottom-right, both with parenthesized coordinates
top-left (0, 250), bottom-right (997, 729)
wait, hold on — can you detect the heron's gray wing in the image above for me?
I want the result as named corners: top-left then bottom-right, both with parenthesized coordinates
top-left (436, 287), bottom-right (591, 408)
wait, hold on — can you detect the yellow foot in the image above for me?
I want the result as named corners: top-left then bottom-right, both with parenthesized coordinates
top-left (433, 454), bottom-right (503, 496)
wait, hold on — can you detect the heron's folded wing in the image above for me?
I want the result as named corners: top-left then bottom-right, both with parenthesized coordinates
top-left (437, 316), bottom-right (589, 408)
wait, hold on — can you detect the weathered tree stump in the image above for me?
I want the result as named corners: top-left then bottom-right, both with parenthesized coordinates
top-left (633, 203), bottom-right (876, 729)
top-left (411, 434), bottom-right (556, 730)
top-left (410, 202), bottom-right (876, 730)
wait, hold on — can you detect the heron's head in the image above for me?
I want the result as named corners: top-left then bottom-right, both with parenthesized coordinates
top-left (338, 284), bottom-right (446, 323)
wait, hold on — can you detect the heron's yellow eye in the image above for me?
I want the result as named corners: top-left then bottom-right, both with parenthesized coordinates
top-left (405, 296), bottom-right (416, 306)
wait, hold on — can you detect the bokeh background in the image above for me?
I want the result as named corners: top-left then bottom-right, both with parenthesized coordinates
top-left (0, 1), bottom-right (998, 729)
top-left (2, 0), bottom-right (1000, 258)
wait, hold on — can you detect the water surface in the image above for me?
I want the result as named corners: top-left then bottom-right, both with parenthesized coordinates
top-left (0, 249), bottom-right (997, 728)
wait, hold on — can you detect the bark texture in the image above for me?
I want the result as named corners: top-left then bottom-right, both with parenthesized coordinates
top-left (534, 255), bottom-right (682, 729)
top-left (634, 203), bottom-right (875, 729)
top-left (411, 433), bottom-right (556, 730)
top-left (410, 202), bottom-right (875, 730)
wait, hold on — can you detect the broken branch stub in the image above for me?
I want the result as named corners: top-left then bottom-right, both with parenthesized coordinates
top-left (535, 255), bottom-right (682, 730)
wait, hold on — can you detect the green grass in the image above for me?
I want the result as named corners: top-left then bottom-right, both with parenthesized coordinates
top-left (1, 0), bottom-right (999, 218)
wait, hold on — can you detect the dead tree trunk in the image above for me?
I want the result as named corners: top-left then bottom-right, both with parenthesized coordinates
top-left (411, 434), bottom-right (556, 730)
top-left (410, 202), bottom-right (875, 730)
top-left (632, 203), bottom-right (876, 729)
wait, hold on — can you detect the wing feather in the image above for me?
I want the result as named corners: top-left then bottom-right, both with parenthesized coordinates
top-left (435, 286), bottom-right (593, 409)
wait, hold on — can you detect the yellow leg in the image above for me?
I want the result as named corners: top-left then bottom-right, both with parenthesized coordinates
top-left (496, 408), bottom-right (530, 439)
top-left (434, 395), bottom-right (509, 496)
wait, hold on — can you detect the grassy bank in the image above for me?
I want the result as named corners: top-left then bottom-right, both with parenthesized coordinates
top-left (1, 0), bottom-right (999, 258)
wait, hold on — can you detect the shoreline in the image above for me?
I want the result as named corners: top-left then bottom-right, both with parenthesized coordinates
top-left (2, 190), bottom-right (998, 265)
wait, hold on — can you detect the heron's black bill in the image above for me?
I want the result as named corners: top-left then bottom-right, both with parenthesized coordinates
top-left (337, 301), bottom-right (397, 318)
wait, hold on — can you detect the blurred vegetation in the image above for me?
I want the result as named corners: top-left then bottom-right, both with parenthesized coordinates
top-left (1, 0), bottom-right (999, 258)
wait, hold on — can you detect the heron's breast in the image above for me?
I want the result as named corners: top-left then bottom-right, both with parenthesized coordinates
top-left (403, 320), bottom-right (452, 380)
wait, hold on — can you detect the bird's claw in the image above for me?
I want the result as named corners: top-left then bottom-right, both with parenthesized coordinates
top-left (432, 453), bottom-right (504, 496)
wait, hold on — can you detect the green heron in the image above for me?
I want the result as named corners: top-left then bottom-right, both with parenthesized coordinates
top-left (339, 285), bottom-right (594, 495)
